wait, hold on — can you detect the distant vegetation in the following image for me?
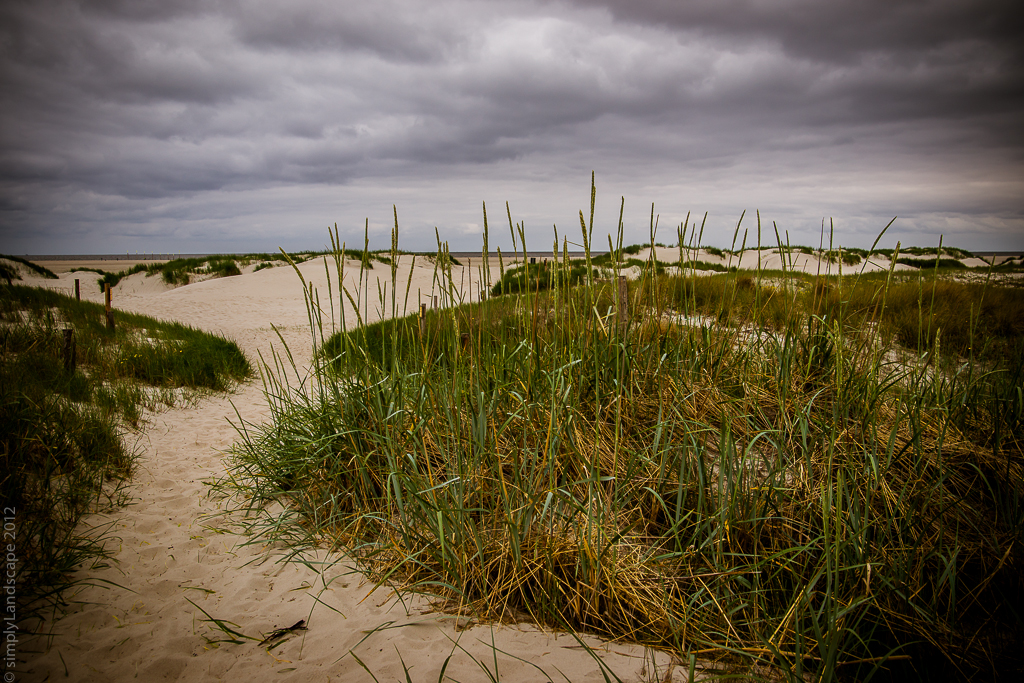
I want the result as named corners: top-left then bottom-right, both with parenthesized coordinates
top-left (73, 255), bottom-right (254, 291)
top-left (894, 257), bottom-right (966, 269)
top-left (872, 246), bottom-right (975, 259)
top-left (69, 249), bottom-right (402, 292)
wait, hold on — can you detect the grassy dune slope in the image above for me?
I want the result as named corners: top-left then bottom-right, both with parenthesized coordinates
top-left (222, 214), bottom-right (1022, 681)
top-left (1, 284), bottom-right (251, 628)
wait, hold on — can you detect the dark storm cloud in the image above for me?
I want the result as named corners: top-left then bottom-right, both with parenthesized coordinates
top-left (574, 0), bottom-right (1024, 63)
top-left (0, 0), bottom-right (1022, 253)
top-left (230, 0), bottom-right (465, 63)
top-left (574, 0), bottom-right (1024, 127)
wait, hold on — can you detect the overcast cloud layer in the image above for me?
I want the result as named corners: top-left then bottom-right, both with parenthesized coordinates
top-left (1, 0), bottom-right (1022, 254)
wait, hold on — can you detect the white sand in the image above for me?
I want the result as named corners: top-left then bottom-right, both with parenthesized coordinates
top-left (17, 257), bottom-right (683, 683)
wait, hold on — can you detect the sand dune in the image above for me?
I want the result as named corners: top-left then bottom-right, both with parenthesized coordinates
top-left (14, 247), bottom-right (1016, 681)
top-left (18, 258), bottom-right (682, 683)
top-left (633, 246), bottom-right (921, 275)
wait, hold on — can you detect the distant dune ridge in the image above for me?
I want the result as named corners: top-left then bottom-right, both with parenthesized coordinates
top-left (14, 244), bottom-right (1023, 304)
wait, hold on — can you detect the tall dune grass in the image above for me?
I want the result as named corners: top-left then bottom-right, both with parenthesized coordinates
top-left (220, 193), bottom-right (1023, 681)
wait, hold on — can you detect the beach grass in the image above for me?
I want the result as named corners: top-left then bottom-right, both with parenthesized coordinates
top-left (69, 246), bottom-right (401, 292)
top-left (0, 284), bottom-right (252, 629)
top-left (218, 192), bottom-right (1023, 681)
top-left (0, 254), bottom-right (59, 281)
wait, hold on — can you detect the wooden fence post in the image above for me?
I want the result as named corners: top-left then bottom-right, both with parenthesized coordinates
top-left (105, 283), bottom-right (115, 331)
top-left (74, 278), bottom-right (80, 301)
top-left (63, 328), bottom-right (75, 373)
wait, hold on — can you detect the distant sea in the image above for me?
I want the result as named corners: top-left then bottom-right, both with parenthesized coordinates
top-left (24, 251), bottom-right (602, 261)
top-left (21, 249), bottom-right (1022, 261)
top-left (24, 254), bottom-right (210, 261)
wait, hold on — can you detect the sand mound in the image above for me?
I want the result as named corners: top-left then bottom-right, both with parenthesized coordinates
top-left (20, 256), bottom-right (682, 683)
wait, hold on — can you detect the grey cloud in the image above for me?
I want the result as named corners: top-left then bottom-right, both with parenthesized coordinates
top-left (80, 0), bottom-right (208, 22)
top-left (0, 0), bottom-right (1022, 253)
top-left (568, 1), bottom-right (1024, 63)
top-left (2, 1), bottom-right (263, 112)
top-left (565, 0), bottom-right (1024, 137)
top-left (228, 0), bottom-right (468, 63)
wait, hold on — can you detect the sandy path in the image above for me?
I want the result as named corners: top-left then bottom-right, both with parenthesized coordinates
top-left (18, 262), bottom-right (679, 683)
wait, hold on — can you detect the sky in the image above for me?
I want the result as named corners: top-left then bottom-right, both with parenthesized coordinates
top-left (1, 0), bottom-right (1022, 255)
